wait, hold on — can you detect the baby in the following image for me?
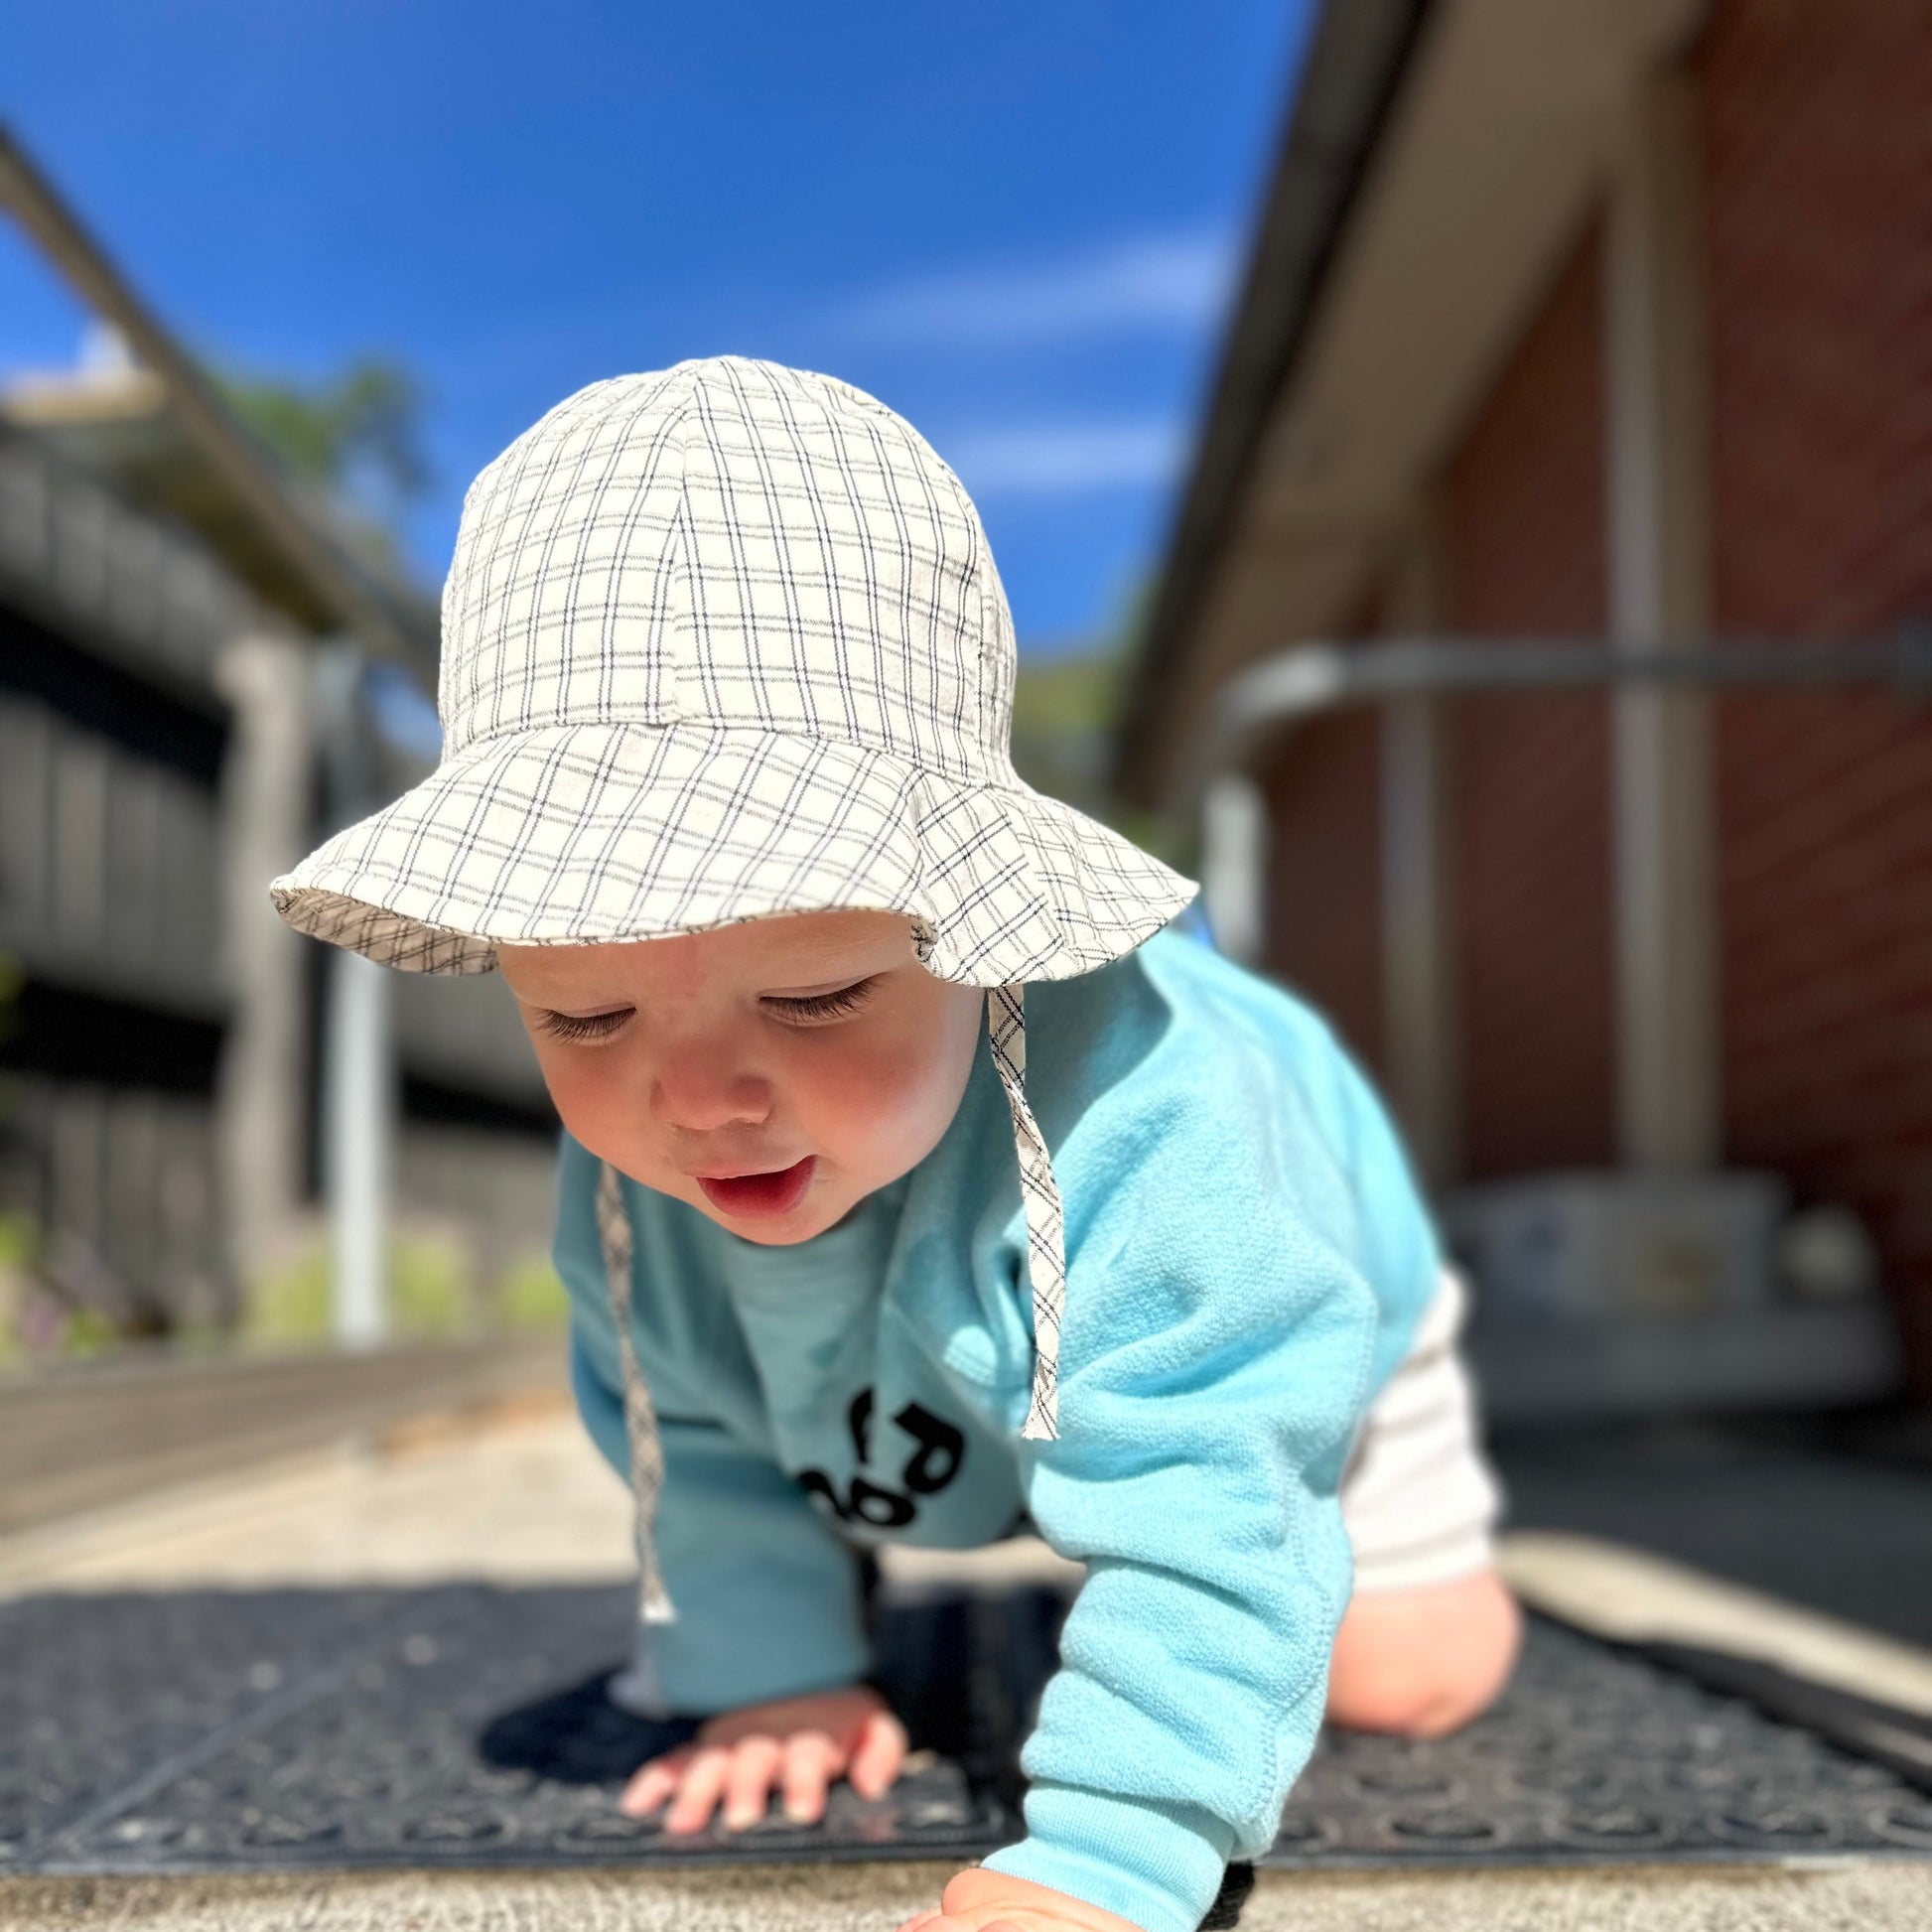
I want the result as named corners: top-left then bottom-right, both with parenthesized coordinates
top-left (273, 357), bottom-right (1519, 1932)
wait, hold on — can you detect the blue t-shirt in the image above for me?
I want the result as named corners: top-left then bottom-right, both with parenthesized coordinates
top-left (553, 925), bottom-right (1441, 1932)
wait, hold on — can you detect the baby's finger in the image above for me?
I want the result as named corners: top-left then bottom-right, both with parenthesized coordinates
top-left (621, 1746), bottom-right (695, 1818)
top-left (848, 1708), bottom-right (909, 1801)
top-left (721, 1734), bottom-right (783, 1832)
top-left (780, 1730), bottom-right (836, 1824)
top-left (663, 1745), bottom-right (734, 1836)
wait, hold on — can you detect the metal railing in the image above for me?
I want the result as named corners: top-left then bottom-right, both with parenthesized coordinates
top-left (1189, 624), bottom-right (1932, 959)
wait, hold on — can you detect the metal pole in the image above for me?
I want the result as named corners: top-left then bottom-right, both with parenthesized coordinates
top-left (1200, 773), bottom-right (1270, 967)
top-left (326, 949), bottom-right (392, 1350)
top-left (1190, 627), bottom-right (1931, 806)
top-left (314, 644), bottom-right (392, 1350)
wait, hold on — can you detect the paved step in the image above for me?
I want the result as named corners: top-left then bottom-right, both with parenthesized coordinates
top-left (0, 1339), bottom-right (563, 1534)
top-left (9, 1863), bottom-right (1932, 1932)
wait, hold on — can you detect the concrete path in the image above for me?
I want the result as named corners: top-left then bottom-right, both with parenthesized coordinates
top-left (8, 1384), bottom-right (1929, 1724)
top-left (0, 1382), bottom-right (630, 1596)
top-left (0, 1338), bottom-right (564, 1536)
top-left (5, 1371), bottom-right (1931, 1931)
top-left (1498, 1424), bottom-right (1932, 1649)
top-left (7, 1861), bottom-right (1929, 1931)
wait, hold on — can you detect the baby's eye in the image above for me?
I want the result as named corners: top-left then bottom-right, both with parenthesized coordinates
top-left (762, 976), bottom-right (880, 1025)
top-left (536, 1008), bottom-right (631, 1043)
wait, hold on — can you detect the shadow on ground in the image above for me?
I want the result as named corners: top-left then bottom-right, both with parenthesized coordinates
top-left (5, 1579), bottom-right (1930, 1885)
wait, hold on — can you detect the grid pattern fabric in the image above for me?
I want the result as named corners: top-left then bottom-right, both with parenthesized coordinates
top-left (274, 721), bottom-right (1190, 987)
top-left (596, 1159), bottom-right (672, 1626)
top-left (271, 356), bottom-right (1193, 992)
top-left (989, 985), bottom-right (1064, 1439)
top-left (439, 358), bottom-right (1004, 779)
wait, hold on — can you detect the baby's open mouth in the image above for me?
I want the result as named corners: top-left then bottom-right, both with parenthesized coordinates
top-left (695, 1156), bottom-right (816, 1218)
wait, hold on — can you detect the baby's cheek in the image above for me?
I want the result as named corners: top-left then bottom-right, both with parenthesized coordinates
top-left (805, 1034), bottom-right (963, 1165)
top-left (534, 1053), bottom-right (640, 1168)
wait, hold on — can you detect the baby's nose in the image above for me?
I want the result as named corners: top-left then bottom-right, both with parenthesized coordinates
top-left (647, 1043), bottom-right (773, 1133)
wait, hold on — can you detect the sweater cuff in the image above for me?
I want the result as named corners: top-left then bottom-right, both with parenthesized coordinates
top-left (649, 1608), bottom-right (870, 1719)
top-left (981, 1784), bottom-right (1236, 1932)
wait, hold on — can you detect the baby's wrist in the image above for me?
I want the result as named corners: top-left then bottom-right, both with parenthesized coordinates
top-left (696, 1680), bottom-right (885, 1741)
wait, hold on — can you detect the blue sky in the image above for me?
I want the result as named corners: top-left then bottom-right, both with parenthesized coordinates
top-left (3, 2), bottom-right (1311, 655)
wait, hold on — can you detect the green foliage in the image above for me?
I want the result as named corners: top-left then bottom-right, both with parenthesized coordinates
top-left (56, 1307), bottom-right (121, 1359)
top-left (244, 1226), bottom-right (480, 1347)
top-left (244, 1237), bottom-right (332, 1346)
top-left (1007, 568), bottom-right (1194, 871)
top-left (390, 1230), bottom-right (472, 1335)
top-left (212, 356), bottom-right (431, 516)
top-left (496, 1254), bottom-right (572, 1332)
top-left (0, 1209), bottom-right (36, 1270)
top-left (1010, 645), bottom-right (1189, 869)
top-left (0, 1210), bottom-right (35, 1366)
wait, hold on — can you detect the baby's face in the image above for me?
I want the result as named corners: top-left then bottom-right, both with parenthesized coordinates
top-left (498, 909), bottom-right (984, 1244)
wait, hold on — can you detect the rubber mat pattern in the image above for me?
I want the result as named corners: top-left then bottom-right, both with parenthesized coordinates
top-left (5, 1584), bottom-right (1929, 1877)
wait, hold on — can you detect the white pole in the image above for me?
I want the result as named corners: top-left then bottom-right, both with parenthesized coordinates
top-left (1200, 771), bottom-right (1270, 966)
top-left (326, 946), bottom-right (392, 1349)
top-left (1605, 63), bottom-right (1720, 1172)
top-left (1381, 691), bottom-right (1457, 1186)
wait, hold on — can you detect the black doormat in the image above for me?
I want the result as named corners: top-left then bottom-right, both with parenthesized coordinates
top-left (5, 1583), bottom-right (1930, 1880)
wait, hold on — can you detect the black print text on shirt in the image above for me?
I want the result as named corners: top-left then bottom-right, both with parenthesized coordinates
top-left (796, 1388), bottom-right (965, 1530)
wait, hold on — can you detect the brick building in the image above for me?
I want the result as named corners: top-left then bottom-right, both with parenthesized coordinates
top-left (1118, 0), bottom-right (1932, 1387)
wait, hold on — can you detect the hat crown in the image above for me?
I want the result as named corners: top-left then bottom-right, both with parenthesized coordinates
top-left (437, 357), bottom-right (1018, 782)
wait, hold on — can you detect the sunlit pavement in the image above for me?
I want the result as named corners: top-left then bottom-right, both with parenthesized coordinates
top-left (0, 1339), bottom-right (567, 1540)
top-left (1496, 1422), bottom-right (1932, 1651)
top-left (8, 1862), bottom-right (1932, 1932)
top-left (3, 1378), bottom-right (1930, 1930)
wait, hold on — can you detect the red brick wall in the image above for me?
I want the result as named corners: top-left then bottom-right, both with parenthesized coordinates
top-left (1701, 0), bottom-right (1932, 1377)
top-left (1442, 225), bottom-right (1618, 1178)
top-left (1260, 709), bottom-right (1385, 1074)
top-left (1247, 2), bottom-right (1932, 1390)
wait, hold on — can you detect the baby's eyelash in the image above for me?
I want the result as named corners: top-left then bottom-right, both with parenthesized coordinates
top-left (536, 1008), bottom-right (630, 1042)
top-left (764, 977), bottom-right (879, 1022)
top-left (535, 981), bottom-right (878, 1039)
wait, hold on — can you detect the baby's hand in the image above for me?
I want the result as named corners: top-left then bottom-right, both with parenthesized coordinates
top-left (621, 1684), bottom-right (907, 1834)
top-left (897, 1867), bottom-right (1148, 1932)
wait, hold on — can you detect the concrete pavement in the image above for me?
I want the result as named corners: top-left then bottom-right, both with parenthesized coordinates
top-left (8, 1860), bottom-right (1931, 1932)
top-left (5, 1370), bottom-right (1931, 1931)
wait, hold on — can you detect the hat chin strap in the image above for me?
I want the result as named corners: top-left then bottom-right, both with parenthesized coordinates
top-left (598, 980), bottom-right (1066, 1629)
top-left (596, 1159), bottom-right (676, 1625)
top-left (986, 984), bottom-right (1065, 1443)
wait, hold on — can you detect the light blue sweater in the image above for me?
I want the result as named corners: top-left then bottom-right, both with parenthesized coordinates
top-left (552, 926), bottom-right (1442, 1932)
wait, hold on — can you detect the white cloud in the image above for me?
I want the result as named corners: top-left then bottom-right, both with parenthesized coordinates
top-left (837, 229), bottom-right (1239, 345)
top-left (941, 418), bottom-right (1188, 497)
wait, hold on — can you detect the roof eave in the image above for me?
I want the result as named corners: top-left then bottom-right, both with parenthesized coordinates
top-left (0, 123), bottom-right (438, 678)
top-left (1114, 0), bottom-right (1437, 808)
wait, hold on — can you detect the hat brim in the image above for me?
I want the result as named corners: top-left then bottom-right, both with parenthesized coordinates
top-left (270, 721), bottom-right (1197, 985)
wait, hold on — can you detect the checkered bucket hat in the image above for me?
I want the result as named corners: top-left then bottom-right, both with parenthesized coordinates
top-left (272, 355), bottom-right (1196, 1620)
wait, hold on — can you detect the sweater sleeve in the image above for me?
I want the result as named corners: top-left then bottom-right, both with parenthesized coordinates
top-left (981, 1065), bottom-right (1390, 1932)
top-left (555, 1151), bottom-right (871, 1717)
